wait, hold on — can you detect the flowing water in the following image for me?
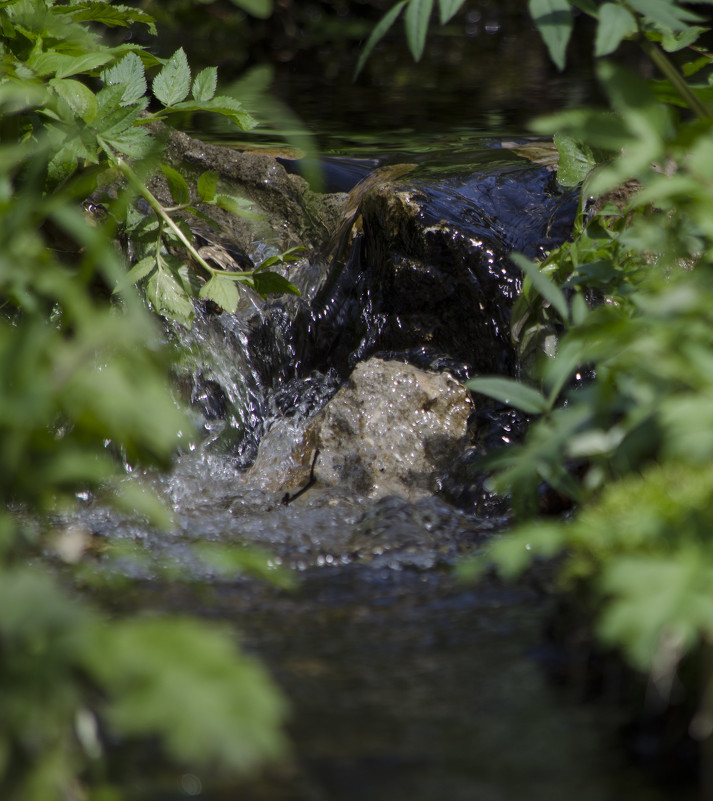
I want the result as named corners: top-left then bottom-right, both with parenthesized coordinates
top-left (73, 5), bottom-right (699, 796)
top-left (70, 138), bottom-right (697, 800)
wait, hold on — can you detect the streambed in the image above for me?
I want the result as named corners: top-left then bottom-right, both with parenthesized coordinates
top-left (75, 137), bottom-right (691, 801)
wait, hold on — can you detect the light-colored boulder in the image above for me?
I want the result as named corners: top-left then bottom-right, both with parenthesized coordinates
top-left (311, 358), bottom-right (472, 501)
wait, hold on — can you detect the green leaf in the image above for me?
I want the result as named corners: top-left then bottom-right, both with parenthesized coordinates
top-left (52, 3), bottom-right (157, 34)
top-left (465, 376), bottom-right (549, 415)
top-left (595, 3), bottom-right (638, 57)
top-left (152, 47), bottom-right (191, 107)
top-left (199, 275), bottom-right (240, 312)
top-left (438, 0), bottom-right (466, 24)
top-left (660, 25), bottom-right (708, 52)
top-left (250, 271), bottom-right (300, 297)
top-left (161, 164), bottom-right (190, 206)
top-left (553, 131), bottom-right (596, 186)
top-left (146, 266), bottom-right (194, 327)
top-left (94, 89), bottom-right (146, 136)
top-left (529, 0), bottom-right (573, 71)
top-left (49, 78), bottom-right (98, 123)
top-left (168, 96), bottom-right (258, 131)
top-left (119, 256), bottom-right (156, 289)
top-left (229, 0), bottom-right (274, 18)
top-left (405, 0), bottom-right (435, 62)
top-left (627, 0), bottom-right (701, 31)
top-left (192, 67), bottom-right (218, 102)
top-left (98, 125), bottom-right (153, 159)
top-left (570, 0), bottom-right (599, 14)
top-left (354, 0), bottom-right (408, 77)
top-left (101, 52), bottom-right (147, 105)
top-left (214, 194), bottom-right (263, 219)
top-left (197, 171), bottom-right (218, 203)
top-left (87, 617), bottom-right (287, 772)
top-left (511, 252), bottom-right (570, 322)
top-left (255, 245), bottom-right (306, 271)
top-left (29, 50), bottom-right (113, 79)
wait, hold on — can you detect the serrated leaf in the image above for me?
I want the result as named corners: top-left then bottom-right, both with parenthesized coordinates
top-left (52, 3), bottom-right (157, 34)
top-left (215, 194), bottom-right (263, 219)
top-left (529, 0), bottom-right (573, 71)
top-left (229, 0), bottom-right (274, 17)
top-left (660, 25), bottom-right (708, 53)
top-left (355, 0), bottom-right (408, 77)
top-left (405, 0), bottom-right (434, 62)
top-left (192, 67), bottom-right (218, 102)
top-left (98, 122), bottom-right (153, 158)
top-left (465, 376), bottom-right (549, 415)
top-left (50, 78), bottom-right (98, 123)
top-left (124, 256), bottom-right (156, 286)
top-left (146, 266), bottom-right (194, 327)
top-left (595, 3), bottom-right (637, 57)
top-left (101, 52), bottom-right (147, 106)
top-left (511, 252), bottom-right (570, 322)
top-left (438, 0), bottom-right (466, 24)
top-left (56, 52), bottom-right (115, 80)
top-left (199, 275), bottom-right (240, 312)
top-left (197, 171), bottom-right (218, 203)
top-left (169, 96), bottom-right (258, 131)
top-left (87, 617), bottom-right (287, 771)
top-left (554, 131), bottom-right (596, 186)
top-left (161, 164), bottom-right (190, 206)
top-left (152, 47), bottom-right (191, 107)
top-left (94, 91), bottom-right (146, 137)
top-left (29, 50), bottom-right (113, 79)
top-left (250, 271), bottom-right (300, 298)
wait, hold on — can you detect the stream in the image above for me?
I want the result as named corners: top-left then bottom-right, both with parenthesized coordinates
top-left (67, 128), bottom-right (697, 801)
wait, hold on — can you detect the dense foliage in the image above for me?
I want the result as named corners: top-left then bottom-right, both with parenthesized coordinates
top-left (0, 2), bottom-right (289, 799)
top-left (449, 0), bottom-right (713, 755)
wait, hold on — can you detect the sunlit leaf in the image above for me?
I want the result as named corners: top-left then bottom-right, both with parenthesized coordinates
top-left (199, 275), bottom-right (240, 312)
top-left (146, 265), bottom-right (194, 327)
top-left (50, 78), bottom-right (98, 123)
top-left (152, 47), bottom-right (191, 107)
top-left (118, 256), bottom-right (156, 289)
top-left (101, 52), bottom-right (147, 105)
top-left (192, 66), bottom-right (217, 102)
top-left (553, 131), bottom-right (596, 185)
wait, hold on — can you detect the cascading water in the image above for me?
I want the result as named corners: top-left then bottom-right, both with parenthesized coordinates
top-left (69, 145), bottom-right (688, 801)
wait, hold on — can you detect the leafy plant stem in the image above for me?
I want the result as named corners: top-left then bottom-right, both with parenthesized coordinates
top-left (639, 36), bottom-right (711, 120)
top-left (114, 157), bottom-right (218, 276)
top-left (115, 157), bottom-right (254, 282)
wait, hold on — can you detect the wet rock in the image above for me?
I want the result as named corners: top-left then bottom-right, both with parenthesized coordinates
top-left (148, 123), bottom-right (347, 257)
top-left (242, 357), bottom-right (473, 501)
top-left (293, 156), bottom-right (578, 379)
top-left (310, 357), bottom-right (473, 500)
